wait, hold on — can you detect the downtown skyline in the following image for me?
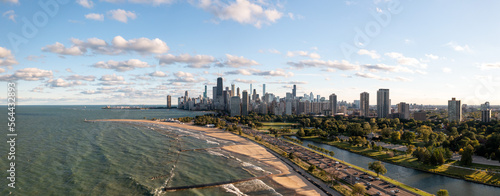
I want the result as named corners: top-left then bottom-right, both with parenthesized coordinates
top-left (1, 0), bottom-right (500, 105)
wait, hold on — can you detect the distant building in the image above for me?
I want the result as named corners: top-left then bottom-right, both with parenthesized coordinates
top-left (203, 85), bottom-right (207, 98)
top-left (237, 87), bottom-right (240, 97)
top-left (167, 95), bottom-right (171, 108)
top-left (216, 77), bottom-right (223, 97)
top-left (482, 109), bottom-right (491, 123)
top-left (448, 97), bottom-right (462, 122)
top-left (242, 90), bottom-right (249, 116)
top-left (377, 89), bottom-right (390, 118)
top-left (414, 111), bottom-right (427, 121)
top-left (360, 92), bottom-right (369, 117)
top-left (230, 96), bottom-right (241, 117)
top-left (397, 102), bottom-right (410, 120)
top-left (329, 93), bottom-right (337, 115)
top-left (263, 84), bottom-right (266, 96)
top-left (231, 84), bottom-right (235, 97)
top-left (292, 85), bottom-right (297, 98)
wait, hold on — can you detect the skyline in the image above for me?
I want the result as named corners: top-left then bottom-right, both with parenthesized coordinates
top-left (1, 0), bottom-right (500, 105)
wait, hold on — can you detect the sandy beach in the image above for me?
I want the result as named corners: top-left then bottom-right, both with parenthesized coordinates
top-left (93, 119), bottom-right (323, 195)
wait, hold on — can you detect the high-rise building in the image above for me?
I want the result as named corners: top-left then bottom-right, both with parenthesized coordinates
top-left (250, 84), bottom-right (253, 98)
top-left (482, 109), bottom-right (491, 123)
top-left (212, 86), bottom-right (217, 100)
top-left (292, 85), bottom-right (297, 98)
top-left (184, 91), bottom-right (189, 103)
top-left (481, 101), bottom-right (491, 110)
top-left (230, 96), bottom-right (241, 117)
top-left (237, 87), bottom-right (240, 97)
top-left (329, 93), bottom-right (337, 115)
top-left (448, 97), bottom-right (462, 122)
top-left (397, 102), bottom-right (410, 120)
top-left (310, 92), bottom-right (314, 101)
top-left (242, 90), bottom-right (249, 116)
top-left (317, 95), bottom-right (320, 103)
top-left (414, 111), bottom-right (427, 121)
top-left (263, 84), bottom-right (266, 96)
top-left (203, 85), bottom-right (207, 98)
top-left (360, 92), bottom-right (369, 117)
top-left (231, 84), bottom-right (235, 97)
top-left (377, 89), bottom-right (390, 118)
top-left (167, 95), bottom-right (171, 108)
top-left (216, 77), bottom-right (223, 97)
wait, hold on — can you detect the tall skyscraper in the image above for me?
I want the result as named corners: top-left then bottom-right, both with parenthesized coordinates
top-left (203, 85), bottom-right (207, 98)
top-left (237, 87), bottom-right (240, 97)
top-left (184, 91), bottom-right (189, 103)
top-left (263, 84), bottom-right (266, 96)
top-left (230, 96), bottom-right (241, 117)
top-left (329, 93), bottom-right (337, 115)
top-left (242, 90), bottom-right (249, 116)
top-left (292, 85), bottom-right (297, 98)
top-left (250, 84), bottom-right (253, 98)
top-left (360, 92), bottom-right (369, 117)
top-left (310, 92), bottom-right (314, 101)
top-left (448, 97), bottom-right (462, 122)
top-left (482, 109), bottom-right (491, 123)
top-left (231, 84), bottom-right (235, 97)
top-left (317, 95), bottom-right (320, 103)
top-left (377, 89), bottom-right (390, 118)
top-left (167, 95), bottom-right (171, 108)
top-left (397, 102), bottom-right (410, 120)
top-left (216, 77), bottom-right (223, 97)
top-left (212, 86), bottom-right (217, 100)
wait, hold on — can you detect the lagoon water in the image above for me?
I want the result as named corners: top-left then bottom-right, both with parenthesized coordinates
top-left (0, 106), bottom-right (283, 195)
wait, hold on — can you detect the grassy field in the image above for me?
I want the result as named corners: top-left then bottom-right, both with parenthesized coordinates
top-left (305, 137), bottom-right (500, 187)
top-left (257, 122), bottom-right (300, 133)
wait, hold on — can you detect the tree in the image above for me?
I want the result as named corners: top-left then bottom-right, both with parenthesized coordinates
top-left (368, 161), bottom-right (387, 177)
top-left (297, 128), bottom-right (305, 137)
top-left (461, 144), bottom-right (474, 165)
top-left (308, 164), bottom-right (316, 172)
top-left (391, 131), bottom-right (401, 142)
top-left (406, 145), bottom-right (415, 157)
top-left (437, 189), bottom-right (449, 196)
top-left (288, 152), bottom-right (295, 160)
top-left (402, 131), bottom-right (416, 143)
top-left (352, 183), bottom-right (366, 196)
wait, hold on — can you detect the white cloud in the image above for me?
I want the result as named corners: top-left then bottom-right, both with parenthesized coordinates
top-left (149, 71), bottom-right (168, 77)
top-left (357, 49), bottom-right (380, 59)
top-left (194, 0), bottom-right (283, 28)
top-left (77, 0), bottom-right (94, 8)
top-left (384, 52), bottom-right (427, 68)
top-left (286, 51), bottom-right (321, 59)
top-left (168, 71), bottom-right (205, 83)
top-left (225, 68), bottom-right (293, 77)
top-left (85, 13), bottom-right (104, 21)
top-left (224, 69), bottom-right (253, 75)
top-left (93, 59), bottom-right (152, 72)
top-left (479, 62), bottom-right (500, 70)
top-left (107, 9), bottom-right (137, 23)
top-left (66, 74), bottom-right (96, 81)
top-left (425, 54), bottom-right (439, 60)
top-left (363, 64), bottom-right (414, 73)
top-left (0, 68), bottom-right (53, 81)
top-left (442, 67), bottom-right (452, 73)
top-left (0, 47), bottom-right (19, 66)
top-left (99, 74), bottom-right (128, 85)
top-left (66, 68), bottom-right (73, 73)
top-left (446, 41), bottom-right (473, 53)
top-left (355, 72), bottom-right (411, 82)
top-left (288, 12), bottom-right (294, 20)
top-left (25, 55), bottom-right (46, 62)
top-left (46, 78), bottom-right (83, 88)
top-left (102, 0), bottom-right (174, 6)
top-left (222, 54), bottom-right (259, 67)
top-left (156, 53), bottom-right (215, 68)
top-left (0, 0), bottom-right (19, 4)
top-left (233, 78), bottom-right (257, 84)
top-left (287, 59), bottom-right (360, 71)
top-left (2, 10), bottom-right (16, 22)
top-left (43, 36), bottom-right (169, 56)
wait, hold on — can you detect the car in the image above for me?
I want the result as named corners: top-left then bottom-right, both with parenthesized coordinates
top-left (338, 165), bottom-right (342, 168)
top-left (375, 177), bottom-right (380, 180)
top-left (363, 172), bottom-right (368, 175)
top-left (348, 166), bottom-right (352, 168)
top-left (355, 177), bottom-right (360, 180)
top-left (395, 189), bottom-right (400, 193)
top-left (354, 172), bottom-right (359, 175)
top-left (375, 192), bottom-right (381, 196)
top-left (335, 161), bottom-right (340, 164)
top-left (366, 182), bottom-right (371, 186)
top-left (388, 184), bottom-right (396, 188)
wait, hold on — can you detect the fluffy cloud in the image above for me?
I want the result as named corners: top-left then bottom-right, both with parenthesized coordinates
top-left (66, 74), bottom-right (96, 81)
top-left (156, 53), bottom-right (216, 68)
top-left (0, 68), bottom-right (53, 81)
top-left (108, 9), bottom-right (136, 23)
top-left (286, 51), bottom-right (321, 59)
top-left (446, 41), bottom-right (473, 53)
top-left (442, 67), bottom-right (452, 73)
top-left (0, 47), bottom-right (19, 66)
top-left (384, 52), bottom-right (427, 68)
top-left (85, 13), bottom-right (104, 21)
top-left (93, 59), bottom-right (152, 72)
top-left (287, 59), bottom-right (359, 71)
top-left (102, 0), bottom-right (174, 5)
top-left (355, 72), bottom-right (411, 82)
top-left (425, 54), bottom-right (439, 60)
top-left (363, 64), bottom-right (414, 73)
top-left (43, 36), bottom-right (169, 56)
top-left (168, 71), bottom-right (205, 83)
top-left (0, 0), bottom-right (18, 4)
top-left (2, 10), bottom-right (16, 22)
top-left (46, 78), bottom-right (83, 88)
top-left (357, 49), bottom-right (380, 59)
top-left (77, 0), bottom-right (94, 8)
top-left (149, 70), bottom-right (168, 77)
top-left (222, 54), bottom-right (259, 67)
top-left (233, 78), bottom-right (257, 84)
top-left (98, 74), bottom-right (128, 85)
top-left (194, 0), bottom-right (283, 28)
top-left (479, 62), bottom-right (500, 70)
top-left (225, 68), bottom-right (293, 77)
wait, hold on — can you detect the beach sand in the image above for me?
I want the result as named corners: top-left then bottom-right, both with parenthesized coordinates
top-left (93, 119), bottom-right (323, 196)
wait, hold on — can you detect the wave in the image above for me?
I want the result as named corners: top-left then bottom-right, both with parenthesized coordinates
top-left (235, 179), bottom-right (282, 196)
top-left (206, 140), bottom-right (220, 145)
top-left (222, 184), bottom-right (248, 196)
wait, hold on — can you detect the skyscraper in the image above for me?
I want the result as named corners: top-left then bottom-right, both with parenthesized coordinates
top-left (230, 96), bottom-right (241, 117)
top-left (329, 93), bottom-right (337, 115)
top-left (203, 85), bottom-right (208, 98)
top-left (184, 91), bottom-right (189, 103)
top-left (216, 77), bottom-right (223, 97)
top-left (231, 84), bottom-right (235, 97)
top-left (250, 84), bottom-right (253, 98)
top-left (310, 92), bottom-right (314, 101)
top-left (448, 97), bottom-right (462, 122)
top-left (292, 85), bottom-right (296, 98)
top-left (242, 90), bottom-right (249, 116)
top-left (212, 86), bottom-right (217, 101)
top-left (397, 102), bottom-right (410, 120)
top-left (263, 84), bottom-right (266, 96)
top-left (482, 109), bottom-right (491, 123)
top-left (317, 95), bottom-right (320, 103)
top-left (167, 95), bottom-right (171, 108)
top-left (237, 87), bottom-right (240, 97)
top-left (377, 89), bottom-right (390, 118)
top-left (360, 92), bottom-right (369, 117)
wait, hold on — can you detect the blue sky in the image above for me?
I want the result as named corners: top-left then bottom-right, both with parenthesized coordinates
top-left (0, 0), bottom-right (499, 105)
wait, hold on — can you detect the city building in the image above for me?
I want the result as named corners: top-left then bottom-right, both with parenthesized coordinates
top-left (377, 89), bottom-right (390, 118)
top-left (230, 96), bottom-right (241, 117)
top-left (448, 97), bottom-right (462, 122)
top-left (237, 87), bottom-right (240, 97)
top-left (482, 109), bottom-right (491, 123)
top-left (231, 84), bottom-right (235, 97)
top-left (203, 85), bottom-right (207, 98)
top-left (414, 111), bottom-right (427, 121)
top-left (360, 92), bottom-right (369, 117)
top-left (167, 95), bottom-right (171, 108)
top-left (397, 102), bottom-right (410, 120)
top-left (329, 93), bottom-right (337, 115)
top-left (242, 90), bottom-right (249, 116)
top-left (292, 85), bottom-right (296, 98)
top-left (263, 84), bottom-right (266, 96)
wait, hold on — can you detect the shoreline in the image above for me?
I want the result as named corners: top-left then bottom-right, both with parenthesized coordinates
top-left (92, 119), bottom-right (326, 196)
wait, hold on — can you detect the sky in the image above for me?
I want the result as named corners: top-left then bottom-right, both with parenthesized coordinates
top-left (0, 0), bottom-right (499, 105)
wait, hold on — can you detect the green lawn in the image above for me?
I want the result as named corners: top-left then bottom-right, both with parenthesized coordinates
top-left (257, 122), bottom-right (300, 133)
